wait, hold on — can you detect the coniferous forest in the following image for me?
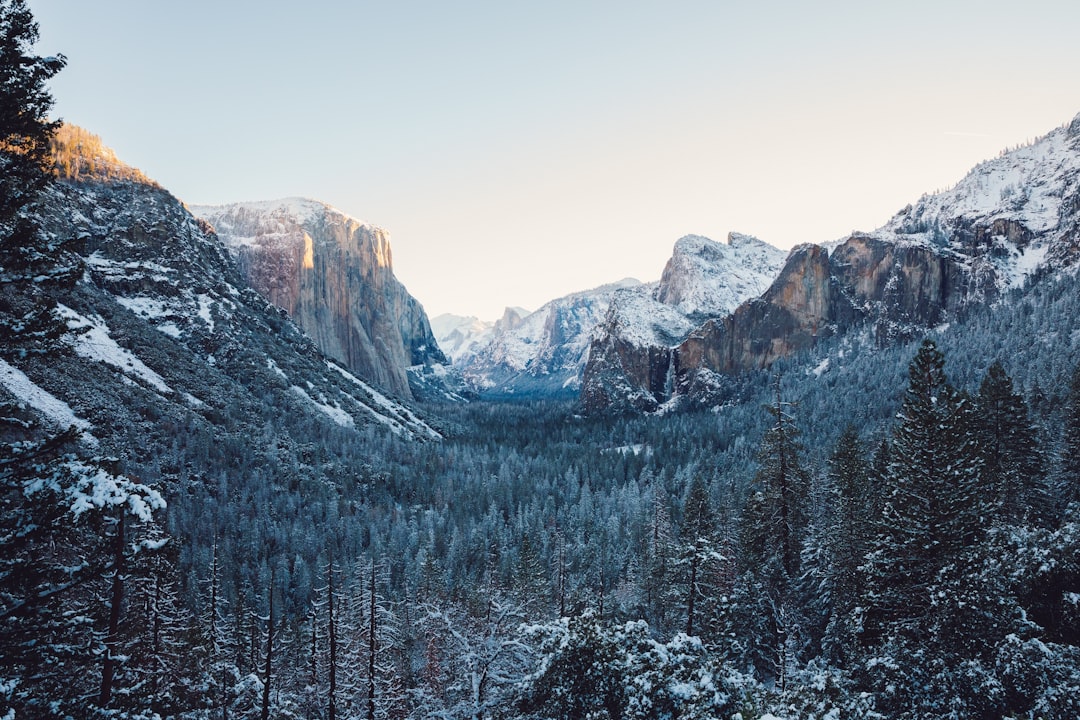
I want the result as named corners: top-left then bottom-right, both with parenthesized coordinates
top-left (3, 2), bottom-right (1080, 718)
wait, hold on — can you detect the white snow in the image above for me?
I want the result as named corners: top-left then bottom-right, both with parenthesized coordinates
top-left (290, 386), bottom-right (354, 428)
top-left (326, 360), bottom-right (442, 439)
top-left (656, 233), bottom-right (787, 318)
top-left (810, 357), bottom-right (830, 377)
top-left (266, 357), bottom-right (288, 380)
top-left (57, 305), bottom-right (174, 395)
top-left (156, 322), bottom-right (182, 338)
top-left (874, 119), bottom-right (1080, 285)
top-left (116, 295), bottom-right (172, 320)
top-left (196, 294), bottom-right (215, 332)
top-left (0, 358), bottom-right (94, 436)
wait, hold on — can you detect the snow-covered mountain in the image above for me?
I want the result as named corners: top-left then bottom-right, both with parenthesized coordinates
top-left (654, 232), bottom-right (790, 319)
top-left (583, 112), bottom-right (1080, 413)
top-left (190, 198), bottom-right (447, 400)
top-left (439, 282), bottom-right (638, 397)
top-left (2, 126), bottom-right (442, 447)
top-left (437, 233), bottom-right (787, 398)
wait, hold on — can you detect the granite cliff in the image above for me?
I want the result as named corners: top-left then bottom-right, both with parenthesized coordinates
top-left (190, 199), bottom-right (446, 399)
top-left (583, 113), bottom-right (1080, 413)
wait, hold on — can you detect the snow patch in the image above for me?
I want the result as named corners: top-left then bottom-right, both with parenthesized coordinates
top-left (57, 305), bottom-right (174, 395)
top-left (326, 361), bottom-right (441, 439)
top-left (0, 359), bottom-right (95, 440)
top-left (290, 386), bottom-right (354, 428)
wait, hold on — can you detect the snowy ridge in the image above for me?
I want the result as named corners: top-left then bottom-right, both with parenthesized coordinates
top-left (655, 233), bottom-right (788, 318)
top-left (450, 280), bottom-right (642, 396)
top-left (877, 113), bottom-right (1080, 288)
top-left (430, 313), bottom-right (497, 363)
top-left (189, 197), bottom-right (375, 250)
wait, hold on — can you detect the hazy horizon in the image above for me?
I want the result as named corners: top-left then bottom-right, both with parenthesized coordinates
top-left (28, 0), bottom-right (1080, 319)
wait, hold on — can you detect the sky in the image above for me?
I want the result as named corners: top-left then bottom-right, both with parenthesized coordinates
top-left (27, 0), bottom-right (1080, 320)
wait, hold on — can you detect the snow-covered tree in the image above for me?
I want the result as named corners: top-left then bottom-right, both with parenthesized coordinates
top-left (858, 340), bottom-right (1017, 717)
top-left (976, 360), bottom-right (1046, 525)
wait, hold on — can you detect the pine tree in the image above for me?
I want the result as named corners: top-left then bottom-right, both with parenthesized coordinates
top-left (976, 361), bottom-right (1046, 525)
top-left (679, 476), bottom-right (721, 640)
top-left (858, 340), bottom-right (1014, 716)
top-left (1060, 363), bottom-right (1080, 514)
top-left (731, 375), bottom-right (810, 685)
top-left (816, 425), bottom-right (870, 667)
top-left (0, 0), bottom-right (64, 225)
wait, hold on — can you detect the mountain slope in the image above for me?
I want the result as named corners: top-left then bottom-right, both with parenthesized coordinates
top-left (2, 127), bottom-right (441, 446)
top-left (190, 198), bottom-right (447, 399)
top-left (447, 232), bottom-right (786, 399)
top-left (583, 112), bottom-right (1080, 413)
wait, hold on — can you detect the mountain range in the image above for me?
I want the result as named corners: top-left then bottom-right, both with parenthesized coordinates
top-left (21, 111), bottom-right (1080, 423)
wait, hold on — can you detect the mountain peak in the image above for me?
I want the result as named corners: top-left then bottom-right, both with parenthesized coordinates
top-left (50, 123), bottom-right (157, 186)
top-left (657, 233), bottom-right (787, 317)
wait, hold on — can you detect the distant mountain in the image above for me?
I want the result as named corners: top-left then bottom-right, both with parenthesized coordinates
top-left (190, 198), bottom-right (447, 400)
top-left (583, 112), bottom-right (1080, 413)
top-left (441, 232), bottom-right (788, 399)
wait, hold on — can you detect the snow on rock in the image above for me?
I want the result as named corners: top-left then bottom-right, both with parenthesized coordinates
top-left (290, 386), bottom-right (354, 428)
top-left (0, 358), bottom-right (94, 437)
top-left (878, 117), bottom-right (1080, 287)
top-left (57, 304), bottom-right (174, 395)
top-left (327, 361), bottom-right (442, 439)
top-left (655, 233), bottom-right (788, 318)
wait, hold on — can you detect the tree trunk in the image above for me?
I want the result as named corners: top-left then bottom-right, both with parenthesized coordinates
top-left (261, 568), bottom-right (275, 720)
top-left (99, 512), bottom-right (126, 708)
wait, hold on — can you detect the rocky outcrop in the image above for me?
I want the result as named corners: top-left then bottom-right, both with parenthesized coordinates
top-left (581, 234), bottom-right (786, 412)
top-left (583, 113), bottom-right (1080, 414)
top-left (191, 199), bottom-right (446, 398)
top-left (673, 234), bottom-right (994, 387)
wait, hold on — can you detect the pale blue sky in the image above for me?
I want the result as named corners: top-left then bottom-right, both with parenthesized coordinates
top-left (28, 1), bottom-right (1080, 319)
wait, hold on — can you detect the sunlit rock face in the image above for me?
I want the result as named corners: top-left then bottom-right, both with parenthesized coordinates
top-left (191, 199), bottom-right (445, 398)
top-left (584, 113), bottom-right (1080, 413)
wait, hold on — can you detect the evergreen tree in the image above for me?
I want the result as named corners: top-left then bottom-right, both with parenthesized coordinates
top-left (0, 0), bottom-right (65, 225)
top-left (678, 476), bottom-right (724, 642)
top-left (1060, 363), bottom-right (1080, 513)
top-left (731, 376), bottom-right (810, 685)
top-left (859, 340), bottom-right (1015, 716)
top-left (815, 425), bottom-right (870, 667)
top-left (976, 360), bottom-right (1046, 525)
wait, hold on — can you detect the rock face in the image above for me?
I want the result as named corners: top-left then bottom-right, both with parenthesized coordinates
top-left (581, 233), bottom-right (788, 412)
top-left (190, 200), bottom-right (446, 398)
top-left (583, 112), bottom-right (1080, 413)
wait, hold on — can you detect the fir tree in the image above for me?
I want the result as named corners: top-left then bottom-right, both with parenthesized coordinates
top-left (0, 0), bottom-right (65, 225)
top-left (976, 360), bottom-right (1046, 525)
top-left (816, 425), bottom-right (870, 667)
top-left (859, 340), bottom-right (1016, 716)
top-left (1060, 363), bottom-right (1080, 513)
